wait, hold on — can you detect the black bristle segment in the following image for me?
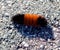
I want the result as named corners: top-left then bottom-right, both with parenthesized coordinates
top-left (11, 14), bottom-right (24, 24)
top-left (37, 17), bottom-right (48, 27)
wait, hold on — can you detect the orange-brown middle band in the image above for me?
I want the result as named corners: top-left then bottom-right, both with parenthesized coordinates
top-left (24, 14), bottom-right (40, 26)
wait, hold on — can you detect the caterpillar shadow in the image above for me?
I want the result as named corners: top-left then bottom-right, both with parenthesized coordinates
top-left (13, 23), bottom-right (55, 41)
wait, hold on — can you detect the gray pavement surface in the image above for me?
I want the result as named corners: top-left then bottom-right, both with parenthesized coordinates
top-left (0, 0), bottom-right (60, 50)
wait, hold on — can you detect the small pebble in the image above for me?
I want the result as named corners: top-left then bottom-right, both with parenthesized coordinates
top-left (4, 13), bottom-right (10, 17)
top-left (40, 44), bottom-right (45, 49)
top-left (21, 41), bottom-right (29, 47)
top-left (6, 1), bottom-right (12, 4)
top-left (8, 29), bottom-right (13, 34)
